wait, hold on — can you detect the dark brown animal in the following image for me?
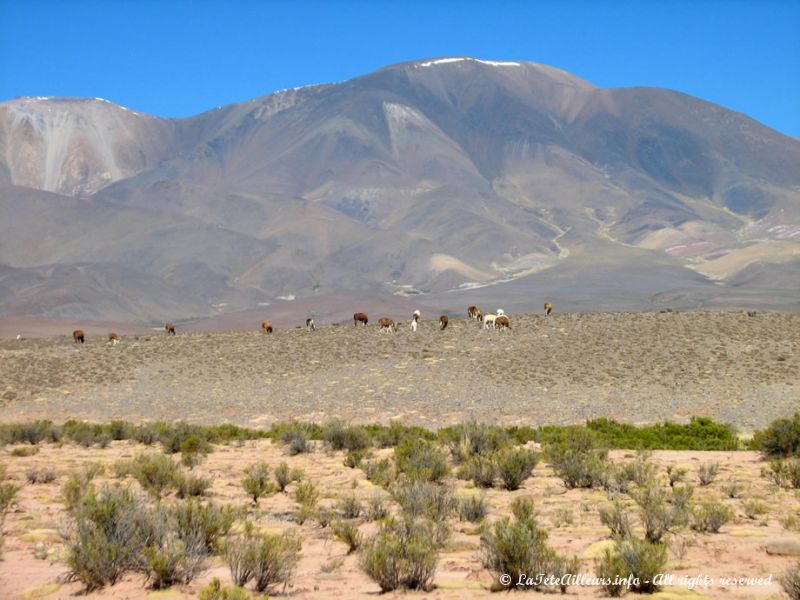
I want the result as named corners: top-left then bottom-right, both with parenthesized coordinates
top-left (377, 317), bottom-right (396, 332)
top-left (439, 315), bottom-right (449, 330)
top-left (495, 315), bottom-right (511, 330)
top-left (544, 302), bottom-right (553, 316)
top-left (72, 329), bottom-right (85, 344)
top-left (747, 311), bottom-right (757, 317)
top-left (261, 321), bottom-right (273, 334)
top-left (107, 332), bottom-right (119, 344)
top-left (165, 323), bottom-right (176, 335)
top-left (354, 312), bottom-right (368, 326)
top-left (467, 305), bottom-right (481, 320)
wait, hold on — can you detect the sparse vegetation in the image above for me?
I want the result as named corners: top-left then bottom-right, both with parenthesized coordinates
top-left (599, 498), bottom-right (634, 539)
top-left (222, 525), bottom-right (301, 592)
top-left (273, 462), bottom-right (303, 492)
top-left (691, 500), bottom-right (734, 533)
top-left (457, 494), bottom-right (489, 523)
top-left (595, 538), bottom-right (668, 595)
top-left (496, 447), bottom-right (539, 490)
top-left (198, 578), bottom-right (252, 600)
top-left (752, 412), bottom-right (800, 458)
top-left (696, 462), bottom-right (720, 486)
top-left (392, 479), bottom-right (454, 520)
top-left (781, 561), bottom-right (800, 600)
top-left (242, 462), bottom-right (276, 504)
top-left (546, 428), bottom-right (610, 489)
top-left (26, 466), bottom-right (56, 484)
top-left (361, 516), bottom-right (447, 592)
top-left (394, 436), bottom-right (449, 482)
top-left (331, 519), bottom-right (363, 553)
top-left (631, 481), bottom-right (693, 543)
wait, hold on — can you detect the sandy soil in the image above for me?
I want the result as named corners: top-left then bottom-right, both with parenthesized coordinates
top-left (0, 441), bottom-right (798, 599)
top-left (1, 311), bottom-right (797, 431)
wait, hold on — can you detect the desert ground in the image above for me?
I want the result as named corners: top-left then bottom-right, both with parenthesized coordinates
top-left (0, 310), bottom-right (797, 430)
top-left (0, 310), bottom-right (798, 599)
top-left (1, 440), bottom-right (799, 599)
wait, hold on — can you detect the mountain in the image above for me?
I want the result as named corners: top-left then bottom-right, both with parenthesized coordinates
top-left (1, 57), bottom-right (798, 328)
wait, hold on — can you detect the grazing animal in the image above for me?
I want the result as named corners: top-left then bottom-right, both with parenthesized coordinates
top-left (482, 314), bottom-right (497, 329)
top-left (410, 319), bottom-right (418, 332)
top-left (107, 332), bottom-right (119, 345)
top-left (496, 309), bottom-right (505, 316)
top-left (412, 309), bottom-right (421, 321)
top-left (439, 315), bottom-right (449, 330)
top-left (261, 321), bottom-right (273, 334)
top-left (467, 306), bottom-right (481, 320)
top-left (495, 315), bottom-right (511, 330)
top-left (165, 323), bottom-right (176, 335)
top-left (16, 334), bottom-right (22, 341)
top-left (747, 311), bottom-right (757, 317)
top-left (72, 329), bottom-right (85, 344)
top-left (378, 318), bottom-right (397, 332)
top-left (354, 312), bottom-right (369, 326)
top-left (306, 318), bottom-right (316, 331)
top-left (544, 302), bottom-right (553, 316)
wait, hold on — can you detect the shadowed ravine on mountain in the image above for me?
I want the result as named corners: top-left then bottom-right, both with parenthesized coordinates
top-left (1, 57), bottom-right (798, 327)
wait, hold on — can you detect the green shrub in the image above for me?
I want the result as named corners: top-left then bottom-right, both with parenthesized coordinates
top-left (293, 480), bottom-right (319, 509)
top-left (394, 437), bottom-right (449, 482)
top-left (344, 448), bottom-right (371, 468)
top-left (0, 421), bottom-right (61, 445)
top-left (273, 462), bottom-right (303, 492)
top-left (222, 527), bottom-right (301, 592)
top-left (546, 429), bottom-right (609, 489)
top-left (481, 497), bottom-right (577, 592)
top-left (129, 453), bottom-right (181, 499)
top-left (594, 538), bottom-right (668, 595)
top-left (276, 422), bottom-right (315, 455)
top-left (324, 420), bottom-right (371, 452)
top-left (0, 481), bottom-right (19, 523)
top-left (360, 516), bottom-right (446, 592)
top-left (742, 498), bottom-right (769, 519)
top-left (198, 577), bottom-right (252, 600)
top-left (697, 462), bottom-right (720, 486)
top-left (26, 466), bottom-right (56, 484)
top-left (143, 530), bottom-right (207, 589)
top-left (615, 452), bottom-right (657, 490)
top-left (667, 465), bottom-right (688, 487)
top-left (175, 473), bottom-right (211, 498)
top-left (457, 494), bottom-right (489, 523)
top-left (599, 499), bottom-right (634, 540)
top-left (752, 412), bottom-right (800, 458)
top-left (332, 519), bottom-right (363, 553)
top-left (392, 479), bottom-right (454, 520)
top-left (631, 482), bottom-right (693, 543)
top-left (458, 454), bottom-right (496, 488)
top-left (361, 458), bottom-right (396, 488)
top-left (442, 420), bottom-right (512, 464)
top-left (337, 495), bottom-right (362, 519)
top-left (721, 477), bottom-right (743, 498)
top-left (366, 495), bottom-right (389, 521)
top-left (242, 463), bottom-right (275, 504)
top-left (496, 447), bottom-right (539, 491)
top-left (64, 484), bottom-right (151, 590)
top-left (691, 500), bottom-right (734, 533)
top-left (781, 561), bottom-right (800, 600)
top-left (170, 499), bottom-right (235, 553)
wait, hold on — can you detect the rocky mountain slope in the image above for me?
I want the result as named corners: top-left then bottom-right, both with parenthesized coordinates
top-left (1, 57), bottom-right (798, 324)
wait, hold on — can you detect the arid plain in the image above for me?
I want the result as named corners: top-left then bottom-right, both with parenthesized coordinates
top-left (0, 310), bottom-right (799, 599)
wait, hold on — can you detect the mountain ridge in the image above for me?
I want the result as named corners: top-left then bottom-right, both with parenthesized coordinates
top-left (1, 57), bottom-right (798, 325)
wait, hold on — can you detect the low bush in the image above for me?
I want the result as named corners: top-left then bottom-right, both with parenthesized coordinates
top-left (742, 498), bottom-right (769, 519)
top-left (273, 462), bottom-right (303, 492)
top-left (481, 497), bottom-right (579, 592)
top-left (394, 437), bottom-right (449, 482)
top-left (293, 480), bottom-right (319, 509)
top-left (752, 412), bottom-right (800, 458)
top-left (458, 455), bottom-right (496, 488)
top-left (691, 500), bottom-right (734, 533)
top-left (362, 458), bottom-right (396, 488)
top-left (344, 449), bottom-right (371, 468)
top-left (441, 420), bottom-right (512, 464)
top-left (198, 577), bottom-right (252, 600)
top-left (546, 429), bottom-right (609, 489)
top-left (697, 462), bottom-right (720, 486)
top-left (595, 538), bottom-right (668, 595)
top-left (667, 465), bottom-right (688, 487)
top-left (599, 498), bottom-right (634, 540)
top-left (366, 495), bottom-right (389, 521)
top-left (631, 481), bottom-right (693, 543)
top-left (26, 466), bottom-right (56, 484)
top-left (457, 494), bottom-right (489, 523)
top-left (242, 463), bottom-right (275, 504)
top-left (275, 422), bottom-right (316, 455)
top-left (171, 499), bottom-right (236, 553)
top-left (332, 519), bottom-right (362, 553)
top-left (175, 473), bottom-right (211, 498)
top-left (222, 526), bottom-right (302, 593)
top-left (781, 561), bottom-right (800, 600)
top-left (129, 453), bottom-right (181, 499)
top-left (324, 420), bottom-right (371, 452)
top-left (496, 447), bottom-right (539, 491)
top-left (392, 479), bottom-right (454, 521)
top-left (337, 495), bottom-right (362, 519)
top-left (360, 516), bottom-right (447, 592)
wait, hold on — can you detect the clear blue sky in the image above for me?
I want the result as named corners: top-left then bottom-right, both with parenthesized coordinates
top-left (1, 0), bottom-right (798, 136)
